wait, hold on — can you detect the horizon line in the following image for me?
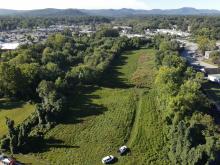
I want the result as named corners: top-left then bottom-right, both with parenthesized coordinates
top-left (0, 7), bottom-right (219, 11)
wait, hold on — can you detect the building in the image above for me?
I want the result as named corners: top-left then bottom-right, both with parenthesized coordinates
top-left (156, 29), bottom-right (190, 37)
top-left (113, 26), bottom-right (132, 34)
top-left (204, 51), bottom-right (212, 59)
top-left (0, 43), bottom-right (19, 50)
top-left (205, 68), bottom-right (220, 75)
top-left (208, 74), bottom-right (220, 83)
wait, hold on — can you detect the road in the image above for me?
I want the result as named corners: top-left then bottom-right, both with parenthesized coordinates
top-left (179, 39), bottom-right (220, 112)
top-left (179, 39), bottom-right (218, 69)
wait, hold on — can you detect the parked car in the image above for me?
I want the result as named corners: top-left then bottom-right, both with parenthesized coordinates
top-left (118, 146), bottom-right (128, 155)
top-left (102, 155), bottom-right (114, 164)
top-left (0, 154), bottom-right (17, 165)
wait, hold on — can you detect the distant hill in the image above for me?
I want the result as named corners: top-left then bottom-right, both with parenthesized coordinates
top-left (19, 8), bottom-right (86, 17)
top-left (0, 9), bottom-right (21, 15)
top-left (85, 7), bottom-right (220, 16)
top-left (0, 8), bottom-right (86, 17)
top-left (80, 8), bottom-right (144, 17)
top-left (0, 7), bottom-right (220, 17)
top-left (145, 7), bottom-right (220, 15)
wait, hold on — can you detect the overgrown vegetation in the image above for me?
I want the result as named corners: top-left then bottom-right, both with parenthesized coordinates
top-left (153, 37), bottom-right (220, 164)
top-left (1, 16), bottom-right (220, 164)
top-left (0, 28), bottom-right (148, 154)
top-left (14, 48), bottom-right (163, 165)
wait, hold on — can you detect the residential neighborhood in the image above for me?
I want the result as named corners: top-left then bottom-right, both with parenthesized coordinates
top-left (0, 25), bottom-right (96, 50)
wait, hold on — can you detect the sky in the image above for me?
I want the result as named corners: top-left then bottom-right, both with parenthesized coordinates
top-left (0, 0), bottom-right (220, 10)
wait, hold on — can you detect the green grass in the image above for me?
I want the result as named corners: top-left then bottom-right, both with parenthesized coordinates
top-left (0, 98), bottom-right (35, 138)
top-left (119, 90), bottom-right (169, 165)
top-left (15, 48), bottom-right (168, 165)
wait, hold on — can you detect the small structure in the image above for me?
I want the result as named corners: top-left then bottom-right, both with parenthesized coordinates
top-left (208, 74), bottom-right (220, 83)
top-left (204, 51), bottom-right (213, 59)
top-left (205, 68), bottom-right (220, 75)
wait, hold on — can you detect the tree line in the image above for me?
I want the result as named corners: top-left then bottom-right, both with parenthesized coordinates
top-left (0, 16), bottom-right (111, 31)
top-left (116, 15), bottom-right (220, 39)
top-left (154, 36), bottom-right (220, 164)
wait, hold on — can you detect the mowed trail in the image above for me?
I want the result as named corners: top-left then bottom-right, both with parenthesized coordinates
top-left (119, 49), bottom-right (169, 165)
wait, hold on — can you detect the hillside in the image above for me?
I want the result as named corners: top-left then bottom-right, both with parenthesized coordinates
top-left (0, 8), bottom-right (86, 17)
top-left (19, 8), bottom-right (86, 17)
top-left (83, 7), bottom-right (220, 16)
top-left (0, 9), bottom-right (19, 15)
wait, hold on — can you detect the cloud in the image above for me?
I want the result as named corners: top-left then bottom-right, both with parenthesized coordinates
top-left (1, 0), bottom-right (150, 10)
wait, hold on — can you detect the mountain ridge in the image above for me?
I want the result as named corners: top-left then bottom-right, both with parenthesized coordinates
top-left (0, 7), bottom-right (220, 17)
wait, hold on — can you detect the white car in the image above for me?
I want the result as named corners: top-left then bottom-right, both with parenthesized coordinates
top-left (102, 155), bottom-right (114, 164)
top-left (118, 146), bottom-right (128, 155)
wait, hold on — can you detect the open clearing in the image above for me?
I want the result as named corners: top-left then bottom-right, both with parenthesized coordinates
top-left (0, 99), bottom-right (35, 138)
top-left (16, 48), bottom-right (168, 165)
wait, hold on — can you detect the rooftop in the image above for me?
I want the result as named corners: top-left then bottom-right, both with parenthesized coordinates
top-left (0, 43), bottom-right (19, 50)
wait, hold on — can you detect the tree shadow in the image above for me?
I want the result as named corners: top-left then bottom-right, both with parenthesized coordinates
top-left (22, 86), bottom-right (106, 154)
top-left (100, 54), bottom-right (134, 89)
top-left (203, 82), bottom-right (220, 125)
top-left (203, 82), bottom-right (220, 104)
top-left (0, 99), bottom-right (25, 110)
top-left (23, 136), bottom-right (80, 154)
top-left (60, 85), bottom-right (107, 124)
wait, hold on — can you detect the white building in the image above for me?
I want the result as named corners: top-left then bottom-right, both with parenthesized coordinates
top-left (156, 29), bottom-right (190, 37)
top-left (120, 33), bottom-right (144, 38)
top-left (113, 26), bottom-right (132, 30)
top-left (204, 51), bottom-right (213, 59)
top-left (0, 43), bottom-right (19, 50)
top-left (208, 74), bottom-right (220, 83)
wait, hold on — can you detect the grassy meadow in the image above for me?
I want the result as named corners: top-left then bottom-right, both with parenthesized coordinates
top-left (0, 99), bottom-right (35, 138)
top-left (15, 48), bottom-right (168, 165)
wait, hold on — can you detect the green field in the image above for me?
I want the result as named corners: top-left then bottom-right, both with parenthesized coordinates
top-left (15, 48), bottom-right (168, 165)
top-left (0, 99), bottom-right (35, 138)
